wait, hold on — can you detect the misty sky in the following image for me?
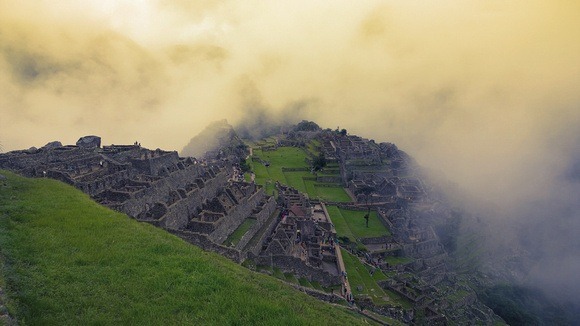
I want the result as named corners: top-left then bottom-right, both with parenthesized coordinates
top-left (1, 1), bottom-right (579, 293)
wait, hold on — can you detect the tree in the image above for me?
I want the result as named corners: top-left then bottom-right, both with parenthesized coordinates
top-left (239, 157), bottom-right (251, 173)
top-left (355, 186), bottom-right (374, 228)
top-left (340, 129), bottom-right (347, 136)
top-left (293, 120), bottom-right (320, 131)
top-left (363, 212), bottom-right (369, 228)
top-left (312, 153), bottom-right (327, 172)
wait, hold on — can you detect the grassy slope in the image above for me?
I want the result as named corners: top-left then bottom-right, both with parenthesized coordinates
top-left (0, 171), bottom-right (370, 325)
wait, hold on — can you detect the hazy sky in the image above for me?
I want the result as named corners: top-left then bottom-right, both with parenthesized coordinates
top-left (2, 0), bottom-right (579, 198)
top-left (1, 1), bottom-right (579, 295)
top-left (2, 0), bottom-right (578, 202)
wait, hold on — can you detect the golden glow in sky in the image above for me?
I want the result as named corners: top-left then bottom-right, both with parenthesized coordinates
top-left (0, 0), bottom-right (579, 207)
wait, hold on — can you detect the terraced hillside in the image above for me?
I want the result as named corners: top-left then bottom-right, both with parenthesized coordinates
top-left (0, 171), bottom-right (371, 325)
top-left (248, 141), bottom-right (351, 202)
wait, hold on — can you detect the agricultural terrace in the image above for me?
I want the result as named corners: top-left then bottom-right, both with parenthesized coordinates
top-left (326, 206), bottom-right (391, 242)
top-left (248, 145), bottom-right (351, 202)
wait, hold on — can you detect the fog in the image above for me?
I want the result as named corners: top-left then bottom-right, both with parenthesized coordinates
top-left (1, 0), bottom-right (579, 304)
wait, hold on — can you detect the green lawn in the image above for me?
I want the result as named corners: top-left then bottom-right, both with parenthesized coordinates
top-left (283, 171), bottom-right (309, 193)
top-left (255, 147), bottom-right (310, 170)
top-left (0, 170), bottom-right (373, 325)
top-left (327, 206), bottom-right (390, 241)
top-left (311, 185), bottom-right (352, 202)
top-left (249, 145), bottom-right (351, 202)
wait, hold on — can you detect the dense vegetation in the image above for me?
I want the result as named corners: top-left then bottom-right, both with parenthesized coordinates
top-left (0, 170), bottom-right (371, 325)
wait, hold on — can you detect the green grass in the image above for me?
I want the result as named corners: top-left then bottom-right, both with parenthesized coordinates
top-left (298, 278), bottom-right (312, 288)
top-left (341, 249), bottom-right (390, 306)
top-left (311, 185), bottom-right (351, 202)
top-left (284, 273), bottom-right (299, 284)
top-left (327, 206), bottom-right (356, 242)
top-left (224, 218), bottom-right (256, 247)
top-left (273, 267), bottom-right (284, 279)
top-left (255, 147), bottom-right (310, 170)
top-left (327, 207), bottom-right (390, 241)
top-left (341, 249), bottom-right (410, 308)
top-left (249, 146), bottom-right (351, 202)
top-left (283, 172), bottom-right (309, 193)
top-left (310, 281), bottom-right (324, 291)
top-left (306, 139), bottom-right (321, 157)
top-left (0, 170), bottom-right (373, 325)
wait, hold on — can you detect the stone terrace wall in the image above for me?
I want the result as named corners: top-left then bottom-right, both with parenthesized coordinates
top-left (209, 188), bottom-right (266, 244)
top-left (235, 197), bottom-right (277, 251)
top-left (254, 255), bottom-right (341, 287)
top-left (77, 170), bottom-right (132, 196)
top-left (46, 170), bottom-right (75, 185)
top-left (122, 166), bottom-right (227, 219)
top-left (360, 236), bottom-right (391, 245)
top-left (377, 209), bottom-right (395, 230)
top-left (129, 151), bottom-right (179, 176)
top-left (168, 229), bottom-right (243, 263)
top-left (316, 176), bottom-right (342, 184)
top-left (288, 283), bottom-right (346, 304)
top-left (245, 210), bottom-right (281, 257)
top-left (158, 171), bottom-right (229, 229)
top-left (149, 152), bottom-right (179, 175)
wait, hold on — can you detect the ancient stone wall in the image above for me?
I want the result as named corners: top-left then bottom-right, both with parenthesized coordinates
top-left (235, 198), bottom-right (277, 251)
top-left (159, 172), bottom-right (230, 229)
top-left (377, 209), bottom-right (395, 230)
top-left (316, 176), bottom-right (342, 184)
top-left (149, 152), bottom-right (180, 175)
top-left (77, 170), bottom-right (132, 196)
top-left (288, 283), bottom-right (346, 304)
top-left (253, 255), bottom-right (341, 287)
top-left (360, 236), bottom-right (391, 245)
top-left (122, 167), bottom-right (227, 219)
top-left (245, 209), bottom-right (281, 257)
top-left (209, 188), bottom-right (266, 244)
top-left (46, 170), bottom-right (74, 185)
top-left (129, 151), bottom-right (180, 176)
top-left (167, 229), bottom-right (242, 263)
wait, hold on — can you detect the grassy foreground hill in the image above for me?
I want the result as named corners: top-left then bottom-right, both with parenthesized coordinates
top-left (0, 171), bottom-right (371, 325)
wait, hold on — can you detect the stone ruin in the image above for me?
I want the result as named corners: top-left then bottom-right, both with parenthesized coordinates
top-left (0, 137), bottom-right (277, 264)
top-left (0, 129), bottom-right (502, 324)
top-left (250, 183), bottom-right (343, 287)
